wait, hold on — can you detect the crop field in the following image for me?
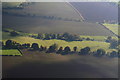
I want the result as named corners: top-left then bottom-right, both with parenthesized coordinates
top-left (71, 2), bottom-right (118, 23)
top-left (3, 15), bottom-right (114, 36)
top-left (3, 2), bottom-right (83, 20)
top-left (0, 49), bottom-right (22, 56)
top-left (3, 2), bottom-right (115, 36)
top-left (2, 52), bottom-right (118, 78)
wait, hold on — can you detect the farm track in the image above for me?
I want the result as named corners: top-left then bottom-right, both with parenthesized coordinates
top-left (66, 2), bottom-right (85, 21)
top-left (66, 2), bottom-right (117, 37)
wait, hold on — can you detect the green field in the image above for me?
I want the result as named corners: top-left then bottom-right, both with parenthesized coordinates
top-left (0, 49), bottom-right (22, 56)
top-left (80, 35), bottom-right (118, 41)
top-left (3, 36), bottom-right (110, 52)
top-left (2, 29), bottom-right (117, 53)
top-left (103, 23), bottom-right (118, 35)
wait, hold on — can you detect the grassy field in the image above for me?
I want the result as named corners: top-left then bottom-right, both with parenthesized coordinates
top-left (80, 35), bottom-right (118, 41)
top-left (0, 49), bottom-right (22, 56)
top-left (2, 36), bottom-right (110, 52)
top-left (103, 23), bottom-right (118, 35)
top-left (2, 29), bottom-right (117, 53)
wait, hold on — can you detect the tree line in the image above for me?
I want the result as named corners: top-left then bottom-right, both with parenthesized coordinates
top-left (1, 40), bottom-right (119, 58)
top-left (30, 32), bottom-right (94, 41)
top-left (2, 29), bottom-right (119, 49)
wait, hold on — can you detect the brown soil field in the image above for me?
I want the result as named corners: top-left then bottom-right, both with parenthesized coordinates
top-left (2, 49), bottom-right (118, 78)
top-left (3, 2), bottom-right (115, 36)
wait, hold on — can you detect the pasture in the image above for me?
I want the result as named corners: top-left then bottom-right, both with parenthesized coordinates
top-left (2, 36), bottom-right (110, 52)
top-left (103, 23), bottom-right (118, 35)
top-left (0, 49), bottom-right (22, 56)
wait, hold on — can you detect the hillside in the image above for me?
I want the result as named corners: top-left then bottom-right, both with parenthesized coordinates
top-left (2, 2), bottom-right (115, 36)
top-left (71, 2), bottom-right (118, 23)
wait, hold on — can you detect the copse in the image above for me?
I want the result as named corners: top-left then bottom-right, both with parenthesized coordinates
top-left (31, 43), bottom-right (39, 50)
top-left (5, 40), bottom-right (22, 49)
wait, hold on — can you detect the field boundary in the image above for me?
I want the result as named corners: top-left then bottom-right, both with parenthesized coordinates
top-left (17, 48), bottom-right (23, 55)
top-left (99, 23), bottom-right (118, 37)
top-left (1, 49), bottom-right (23, 56)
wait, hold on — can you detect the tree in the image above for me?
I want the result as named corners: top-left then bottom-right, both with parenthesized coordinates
top-left (50, 34), bottom-right (56, 39)
top-left (11, 41), bottom-right (21, 49)
top-left (5, 40), bottom-right (13, 49)
top-left (110, 39), bottom-right (118, 49)
top-left (86, 38), bottom-right (91, 41)
top-left (56, 47), bottom-right (63, 54)
top-left (94, 49), bottom-right (105, 57)
top-left (62, 46), bottom-right (71, 55)
top-left (79, 47), bottom-right (90, 55)
top-left (62, 32), bottom-right (70, 38)
top-left (73, 46), bottom-right (77, 52)
top-left (44, 33), bottom-right (51, 40)
top-left (105, 36), bottom-right (112, 43)
top-left (37, 33), bottom-right (43, 39)
top-left (31, 43), bottom-right (39, 50)
top-left (40, 45), bottom-right (44, 51)
top-left (57, 34), bottom-right (62, 39)
top-left (26, 43), bottom-right (30, 48)
top-left (43, 46), bottom-right (47, 51)
top-left (46, 44), bottom-right (58, 53)
top-left (21, 43), bottom-right (30, 48)
top-left (109, 51), bottom-right (117, 57)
